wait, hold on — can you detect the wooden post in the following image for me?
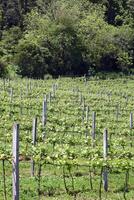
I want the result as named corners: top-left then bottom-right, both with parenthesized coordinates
top-left (79, 93), bottom-right (82, 105)
top-left (82, 97), bottom-right (85, 109)
top-left (82, 109), bottom-right (85, 124)
top-left (92, 112), bottom-right (96, 140)
top-left (42, 96), bottom-right (47, 126)
top-left (116, 104), bottom-right (119, 121)
top-left (130, 112), bottom-right (133, 129)
top-left (82, 99), bottom-right (85, 124)
top-left (85, 106), bottom-right (89, 138)
top-left (12, 123), bottom-right (19, 200)
top-left (86, 106), bottom-right (89, 123)
top-left (31, 117), bottom-right (37, 176)
top-left (32, 118), bottom-right (37, 145)
top-left (103, 128), bottom-right (108, 192)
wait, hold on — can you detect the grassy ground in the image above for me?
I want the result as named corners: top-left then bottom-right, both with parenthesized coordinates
top-left (0, 161), bottom-right (134, 199)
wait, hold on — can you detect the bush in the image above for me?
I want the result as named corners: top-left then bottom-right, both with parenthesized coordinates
top-left (15, 41), bottom-right (52, 78)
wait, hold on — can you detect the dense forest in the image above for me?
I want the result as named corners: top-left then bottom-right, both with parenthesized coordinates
top-left (0, 0), bottom-right (134, 78)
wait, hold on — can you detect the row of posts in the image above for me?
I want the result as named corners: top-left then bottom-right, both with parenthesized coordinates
top-left (79, 91), bottom-right (133, 193)
top-left (12, 123), bottom-right (110, 200)
top-left (12, 87), bottom-right (133, 199)
top-left (12, 83), bottom-right (58, 200)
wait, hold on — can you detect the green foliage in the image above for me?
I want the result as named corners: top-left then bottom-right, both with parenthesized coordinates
top-left (15, 40), bottom-right (51, 78)
top-left (15, 9), bottom-right (86, 77)
top-left (78, 11), bottom-right (133, 71)
top-left (0, 26), bottom-right (22, 57)
top-left (0, 0), bottom-right (134, 77)
top-left (0, 26), bottom-right (22, 77)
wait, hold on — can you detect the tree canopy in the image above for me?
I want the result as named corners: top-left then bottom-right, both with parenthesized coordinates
top-left (0, 0), bottom-right (134, 78)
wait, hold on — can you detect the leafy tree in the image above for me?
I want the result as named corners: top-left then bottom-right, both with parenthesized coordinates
top-left (15, 41), bottom-right (51, 78)
top-left (15, 8), bottom-right (87, 77)
top-left (0, 0), bottom-right (134, 77)
top-left (78, 10), bottom-right (133, 71)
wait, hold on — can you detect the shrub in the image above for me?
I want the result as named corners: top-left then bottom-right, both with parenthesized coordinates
top-left (15, 41), bottom-right (52, 78)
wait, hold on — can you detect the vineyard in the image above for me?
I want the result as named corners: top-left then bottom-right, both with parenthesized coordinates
top-left (0, 76), bottom-right (134, 200)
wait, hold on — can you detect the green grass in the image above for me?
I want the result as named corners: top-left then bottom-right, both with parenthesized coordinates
top-left (0, 161), bottom-right (134, 199)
